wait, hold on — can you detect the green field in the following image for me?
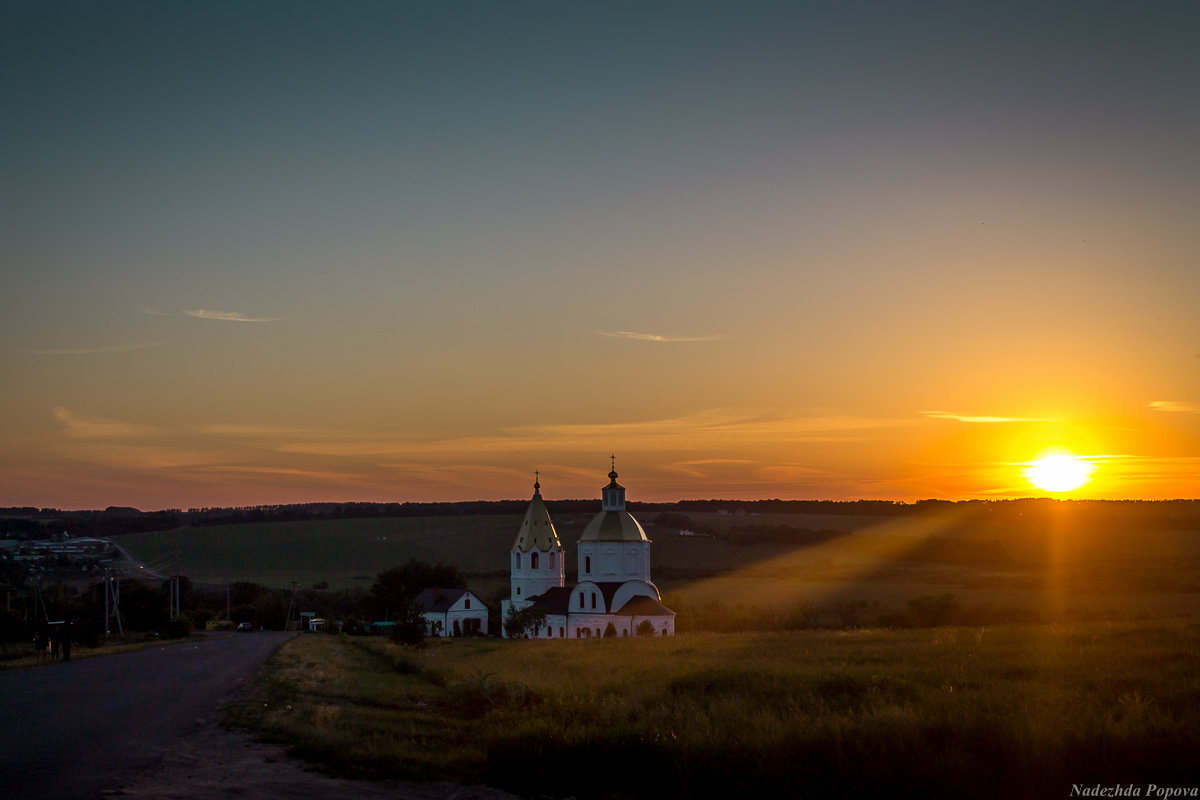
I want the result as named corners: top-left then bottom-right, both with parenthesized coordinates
top-left (120, 515), bottom-right (519, 592)
top-left (120, 503), bottom-right (1200, 625)
top-left (234, 621), bottom-right (1200, 798)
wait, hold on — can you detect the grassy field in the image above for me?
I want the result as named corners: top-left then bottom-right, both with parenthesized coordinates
top-left (232, 621), bottom-right (1200, 799)
top-left (119, 515), bottom-right (519, 591)
top-left (120, 504), bottom-right (1200, 625)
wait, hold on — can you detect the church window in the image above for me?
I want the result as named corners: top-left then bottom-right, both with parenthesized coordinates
top-left (549, 552), bottom-right (556, 568)
top-left (585, 555), bottom-right (591, 574)
top-left (559, 627), bottom-right (565, 637)
top-left (464, 597), bottom-right (470, 609)
top-left (517, 587), bottom-right (521, 595)
top-left (531, 552), bottom-right (539, 569)
top-left (578, 594), bottom-right (585, 609)
top-left (515, 552), bottom-right (521, 569)
top-left (591, 592), bottom-right (597, 610)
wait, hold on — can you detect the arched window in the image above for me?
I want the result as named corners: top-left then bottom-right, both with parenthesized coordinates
top-left (585, 555), bottom-right (591, 574)
top-left (578, 593), bottom-right (585, 609)
top-left (464, 597), bottom-right (470, 609)
top-left (531, 552), bottom-right (539, 569)
top-left (591, 592), bottom-right (597, 610)
top-left (515, 552), bottom-right (521, 569)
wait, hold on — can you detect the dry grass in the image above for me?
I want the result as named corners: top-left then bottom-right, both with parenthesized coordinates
top-left (231, 620), bottom-right (1200, 798)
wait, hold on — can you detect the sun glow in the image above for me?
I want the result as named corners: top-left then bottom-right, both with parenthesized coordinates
top-left (1023, 450), bottom-right (1096, 493)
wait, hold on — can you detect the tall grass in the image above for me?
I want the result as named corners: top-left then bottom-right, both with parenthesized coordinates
top-left (232, 620), bottom-right (1200, 798)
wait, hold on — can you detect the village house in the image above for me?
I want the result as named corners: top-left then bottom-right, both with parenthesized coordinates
top-left (416, 587), bottom-right (488, 637)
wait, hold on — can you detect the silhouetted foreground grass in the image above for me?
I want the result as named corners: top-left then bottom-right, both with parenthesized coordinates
top-left (233, 621), bottom-right (1200, 799)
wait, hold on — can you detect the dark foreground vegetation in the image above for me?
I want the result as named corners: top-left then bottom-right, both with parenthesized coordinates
top-left (233, 621), bottom-right (1200, 799)
top-left (0, 559), bottom-right (464, 662)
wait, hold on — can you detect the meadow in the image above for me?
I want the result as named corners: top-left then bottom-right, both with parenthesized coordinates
top-left (120, 500), bottom-right (1200, 627)
top-left (233, 620), bottom-right (1200, 799)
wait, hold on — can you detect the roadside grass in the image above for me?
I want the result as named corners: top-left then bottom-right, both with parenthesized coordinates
top-left (230, 620), bottom-right (1200, 798)
top-left (0, 632), bottom-right (214, 669)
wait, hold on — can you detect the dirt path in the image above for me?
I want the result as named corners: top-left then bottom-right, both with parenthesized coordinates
top-left (113, 718), bottom-right (520, 800)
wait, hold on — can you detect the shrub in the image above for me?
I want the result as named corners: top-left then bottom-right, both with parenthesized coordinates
top-left (503, 605), bottom-right (546, 638)
top-left (165, 616), bottom-right (193, 639)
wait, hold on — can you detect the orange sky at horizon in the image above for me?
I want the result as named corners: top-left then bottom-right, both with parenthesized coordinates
top-left (2, 3), bottom-right (1198, 510)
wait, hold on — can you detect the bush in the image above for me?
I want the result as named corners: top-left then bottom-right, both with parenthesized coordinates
top-left (165, 616), bottom-right (193, 639)
top-left (503, 605), bottom-right (546, 638)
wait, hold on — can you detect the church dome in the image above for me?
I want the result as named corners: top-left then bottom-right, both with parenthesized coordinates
top-left (580, 461), bottom-right (648, 542)
top-left (579, 510), bottom-right (649, 542)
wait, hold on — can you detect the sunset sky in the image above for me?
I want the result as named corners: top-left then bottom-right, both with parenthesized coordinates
top-left (3, 2), bottom-right (1198, 510)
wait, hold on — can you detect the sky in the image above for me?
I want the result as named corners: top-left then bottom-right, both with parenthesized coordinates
top-left (2, 1), bottom-right (1198, 509)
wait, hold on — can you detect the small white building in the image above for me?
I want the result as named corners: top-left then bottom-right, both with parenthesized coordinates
top-left (416, 587), bottom-right (488, 637)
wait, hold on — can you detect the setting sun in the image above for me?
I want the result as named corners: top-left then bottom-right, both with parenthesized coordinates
top-left (1023, 450), bottom-right (1096, 493)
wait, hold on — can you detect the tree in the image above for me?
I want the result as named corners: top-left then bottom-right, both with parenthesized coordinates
top-left (504, 604), bottom-right (546, 638)
top-left (636, 619), bottom-right (657, 637)
top-left (367, 559), bottom-right (464, 620)
top-left (603, 621), bottom-right (617, 638)
top-left (367, 559), bottom-right (465, 646)
top-left (389, 601), bottom-right (428, 645)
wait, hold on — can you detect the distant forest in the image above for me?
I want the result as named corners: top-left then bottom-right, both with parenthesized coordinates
top-left (2, 497), bottom-right (1200, 541)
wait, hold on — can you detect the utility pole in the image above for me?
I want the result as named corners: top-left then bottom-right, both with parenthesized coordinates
top-left (104, 568), bottom-right (123, 638)
top-left (285, 580), bottom-right (298, 631)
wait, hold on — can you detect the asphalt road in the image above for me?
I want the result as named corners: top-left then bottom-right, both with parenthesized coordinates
top-left (0, 632), bottom-right (293, 800)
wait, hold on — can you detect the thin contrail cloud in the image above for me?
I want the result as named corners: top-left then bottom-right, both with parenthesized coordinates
top-left (595, 330), bottom-right (724, 343)
top-left (185, 309), bottom-right (285, 323)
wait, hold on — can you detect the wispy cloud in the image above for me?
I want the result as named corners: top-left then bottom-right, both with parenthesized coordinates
top-left (53, 407), bottom-right (161, 439)
top-left (595, 330), bottom-right (724, 343)
top-left (193, 465), bottom-right (372, 487)
top-left (660, 458), bottom-right (756, 478)
top-left (268, 408), bottom-right (911, 459)
top-left (194, 423), bottom-right (309, 437)
top-left (922, 410), bottom-right (1059, 424)
top-left (22, 342), bottom-right (163, 356)
top-left (184, 309), bottom-right (284, 323)
top-left (1149, 400), bottom-right (1200, 414)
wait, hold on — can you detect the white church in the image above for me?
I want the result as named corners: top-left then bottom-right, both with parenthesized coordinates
top-left (500, 463), bottom-right (676, 638)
